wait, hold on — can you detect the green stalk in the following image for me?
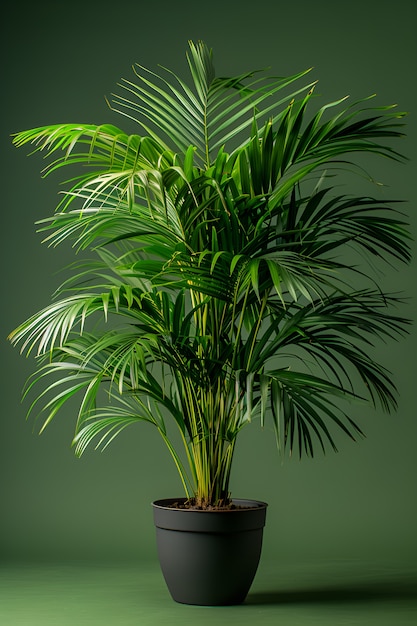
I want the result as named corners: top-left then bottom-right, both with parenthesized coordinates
top-left (245, 291), bottom-right (269, 369)
top-left (158, 428), bottom-right (193, 499)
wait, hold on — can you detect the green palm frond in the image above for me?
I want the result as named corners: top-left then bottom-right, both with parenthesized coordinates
top-left (267, 369), bottom-right (365, 457)
top-left (9, 41), bottom-right (410, 507)
top-left (111, 40), bottom-right (315, 168)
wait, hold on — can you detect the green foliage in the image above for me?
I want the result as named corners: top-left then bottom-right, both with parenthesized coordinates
top-left (9, 41), bottom-right (410, 507)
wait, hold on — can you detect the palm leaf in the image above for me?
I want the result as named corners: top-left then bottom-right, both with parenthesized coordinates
top-left (9, 41), bottom-right (410, 506)
top-left (111, 40), bottom-right (315, 167)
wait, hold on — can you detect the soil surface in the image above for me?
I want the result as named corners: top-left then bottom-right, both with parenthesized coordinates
top-left (166, 499), bottom-right (256, 511)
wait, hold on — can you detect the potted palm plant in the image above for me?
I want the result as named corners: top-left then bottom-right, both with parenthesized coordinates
top-left (9, 41), bottom-right (410, 605)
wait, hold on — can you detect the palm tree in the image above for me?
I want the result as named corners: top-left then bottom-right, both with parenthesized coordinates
top-left (9, 41), bottom-right (410, 508)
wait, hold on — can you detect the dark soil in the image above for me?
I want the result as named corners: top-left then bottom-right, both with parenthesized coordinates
top-left (166, 499), bottom-right (254, 511)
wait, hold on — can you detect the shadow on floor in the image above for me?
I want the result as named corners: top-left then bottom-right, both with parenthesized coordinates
top-left (246, 577), bottom-right (417, 606)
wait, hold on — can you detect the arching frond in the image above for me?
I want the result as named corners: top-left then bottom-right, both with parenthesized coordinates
top-left (9, 41), bottom-right (410, 508)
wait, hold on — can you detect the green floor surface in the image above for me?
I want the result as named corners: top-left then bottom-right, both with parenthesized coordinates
top-left (1, 558), bottom-right (416, 625)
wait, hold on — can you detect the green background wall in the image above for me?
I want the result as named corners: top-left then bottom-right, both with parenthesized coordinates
top-left (1, 0), bottom-right (416, 566)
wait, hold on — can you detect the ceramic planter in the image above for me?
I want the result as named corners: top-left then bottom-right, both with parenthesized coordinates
top-left (152, 497), bottom-right (267, 606)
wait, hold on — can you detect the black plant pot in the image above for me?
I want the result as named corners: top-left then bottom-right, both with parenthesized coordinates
top-left (152, 497), bottom-right (268, 606)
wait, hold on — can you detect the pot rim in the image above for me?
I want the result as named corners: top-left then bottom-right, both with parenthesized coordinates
top-left (152, 497), bottom-right (268, 511)
top-left (152, 497), bottom-right (267, 532)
